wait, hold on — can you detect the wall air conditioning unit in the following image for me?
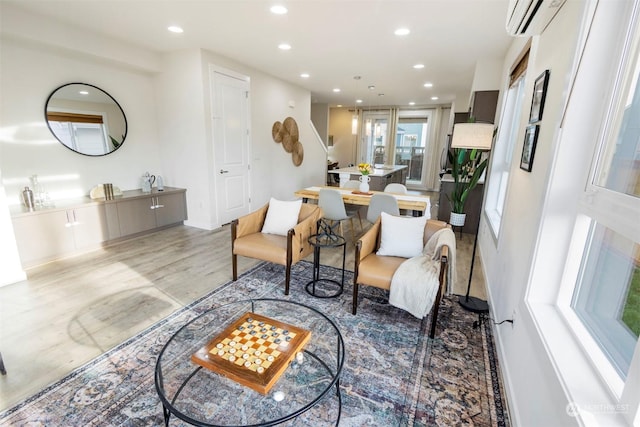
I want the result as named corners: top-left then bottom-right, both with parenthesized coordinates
top-left (506, 0), bottom-right (567, 36)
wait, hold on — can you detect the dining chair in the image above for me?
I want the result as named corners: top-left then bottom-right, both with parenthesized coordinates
top-left (341, 181), bottom-right (364, 232)
top-left (384, 183), bottom-right (408, 194)
top-left (384, 183), bottom-right (408, 214)
top-left (366, 193), bottom-right (399, 224)
top-left (318, 188), bottom-right (357, 243)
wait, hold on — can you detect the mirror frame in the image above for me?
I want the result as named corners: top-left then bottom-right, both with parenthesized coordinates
top-left (44, 82), bottom-right (128, 157)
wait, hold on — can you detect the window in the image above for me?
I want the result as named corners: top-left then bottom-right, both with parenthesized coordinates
top-left (360, 111), bottom-right (389, 165)
top-left (572, 224), bottom-right (639, 378)
top-left (47, 111), bottom-right (112, 155)
top-left (570, 31), bottom-right (640, 381)
top-left (485, 52), bottom-right (528, 236)
top-left (358, 108), bottom-right (438, 189)
top-left (396, 115), bottom-right (429, 184)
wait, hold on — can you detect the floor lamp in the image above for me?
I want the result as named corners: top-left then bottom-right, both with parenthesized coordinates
top-left (449, 122), bottom-right (494, 315)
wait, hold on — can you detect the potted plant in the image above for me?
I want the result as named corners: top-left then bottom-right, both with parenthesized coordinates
top-left (446, 146), bottom-right (489, 226)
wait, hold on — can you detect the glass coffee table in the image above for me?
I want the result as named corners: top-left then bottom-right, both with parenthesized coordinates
top-left (155, 298), bottom-right (345, 426)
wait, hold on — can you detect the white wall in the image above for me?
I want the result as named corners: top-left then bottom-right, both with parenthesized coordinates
top-left (199, 49), bottom-right (325, 208)
top-left (471, 58), bottom-right (504, 93)
top-left (0, 39), bottom-right (162, 204)
top-left (155, 47), bottom-right (326, 230)
top-left (155, 49), bottom-right (212, 229)
top-left (328, 108), bottom-right (356, 167)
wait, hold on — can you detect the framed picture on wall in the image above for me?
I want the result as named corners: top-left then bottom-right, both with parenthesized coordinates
top-left (529, 70), bottom-right (550, 123)
top-left (520, 125), bottom-right (540, 172)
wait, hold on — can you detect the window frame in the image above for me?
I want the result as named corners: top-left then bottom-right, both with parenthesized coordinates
top-left (485, 75), bottom-right (526, 237)
top-left (559, 21), bottom-right (640, 390)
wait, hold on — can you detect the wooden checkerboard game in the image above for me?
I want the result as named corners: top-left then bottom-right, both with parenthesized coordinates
top-left (191, 312), bottom-right (311, 394)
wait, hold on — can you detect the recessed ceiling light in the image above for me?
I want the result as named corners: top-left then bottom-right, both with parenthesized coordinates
top-left (278, 43), bottom-right (291, 50)
top-left (423, 82), bottom-right (433, 88)
top-left (378, 93), bottom-right (385, 97)
top-left (270, 5), bottom-right (288, 14)
top-left (408, 101), bottom-right (416, 106)
top-left (368, 85), bottom-right (376, 90)
top-left (431, 96), bottom-right (439, 100)
top-left (337, 104), bottom-right (343, 108)
top-left (300, 73), bottom-right (310, 78)
top-left (413, 64), bottom-right (425, 69)
top-left (79, 90), bottom-right (89, 95)
top-left (394, 28), bottom-right (410, 36)
top-left (356, 99), bottom-right (363, 104)
top-left (333, 88), bottom-right (341, 93)
top-left (167, 26), bottom-right (184, 33)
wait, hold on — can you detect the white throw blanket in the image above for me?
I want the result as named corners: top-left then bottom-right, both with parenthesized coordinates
top-left (389, 228), bottom-right (457, 319)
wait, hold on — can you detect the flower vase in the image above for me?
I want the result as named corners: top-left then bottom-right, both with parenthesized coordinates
top-left (359, 175), bottom-right (370, 193)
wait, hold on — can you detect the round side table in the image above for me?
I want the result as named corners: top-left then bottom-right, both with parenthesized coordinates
top-left (306, 233), bottom-right (346, 298)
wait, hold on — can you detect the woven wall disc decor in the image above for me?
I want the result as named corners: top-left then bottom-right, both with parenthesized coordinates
top-left (283, 117), bottom-right (299, 140)
top-left (282, 134), bottom-right (294, 153)
top-left (292, 141), bottom-right (304, 166)
top-left (272, 122), bottom-right (284, 143)
top-left (272, 116), bottom-right (303, 166)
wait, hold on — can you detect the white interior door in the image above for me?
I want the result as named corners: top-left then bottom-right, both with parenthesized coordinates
top-left (211, 69), bottom-right (251, 225)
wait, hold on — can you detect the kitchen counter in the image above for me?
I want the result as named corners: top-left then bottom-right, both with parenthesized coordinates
top-left (327, 165), bottom-right (407, 191)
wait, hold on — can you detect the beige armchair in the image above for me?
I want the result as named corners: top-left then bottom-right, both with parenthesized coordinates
top-left (231, 202), bottom-right (322, 295)
top-left (353, 217), bottom-right (451, 338)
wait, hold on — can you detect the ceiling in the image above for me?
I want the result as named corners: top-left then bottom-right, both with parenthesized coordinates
top-left (6, 0), bottom-right (514, 108)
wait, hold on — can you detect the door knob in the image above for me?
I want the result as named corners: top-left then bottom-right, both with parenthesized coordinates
top-left (220, 169), bottom-right (229, 174)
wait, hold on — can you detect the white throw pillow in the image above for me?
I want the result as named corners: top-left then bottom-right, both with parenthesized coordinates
top-left (261, 198), bottom-right (303, 236)
top-left (377, 212), bottom-right (428, 258)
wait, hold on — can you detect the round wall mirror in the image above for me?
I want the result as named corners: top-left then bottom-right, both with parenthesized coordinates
top-left (45, 83), bottom-right (127, 156)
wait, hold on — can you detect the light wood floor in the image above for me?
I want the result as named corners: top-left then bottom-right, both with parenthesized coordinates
top-left (0, 203), bottom-right (486, 411)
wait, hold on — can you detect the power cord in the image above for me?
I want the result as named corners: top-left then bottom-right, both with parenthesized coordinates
top-left (470, 314), bottom-right (514, 329)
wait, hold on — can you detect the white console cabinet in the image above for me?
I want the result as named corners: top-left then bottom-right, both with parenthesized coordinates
top-left (11, 187), bottom-right (187, 268)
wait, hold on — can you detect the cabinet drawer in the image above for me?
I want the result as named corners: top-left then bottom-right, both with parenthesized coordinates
top-left (155, 192), bottom-right (187, 227)
top-left (12, 211), bottom-right (75, 264)
top-left (116, 198), bottom-right (157, 236)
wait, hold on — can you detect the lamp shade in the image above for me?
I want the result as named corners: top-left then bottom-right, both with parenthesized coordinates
top-left (451, 123), bottom-right (494, 150)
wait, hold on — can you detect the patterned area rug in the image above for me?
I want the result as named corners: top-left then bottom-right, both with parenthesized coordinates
top-left (0, 261), bottom-right (509, 426)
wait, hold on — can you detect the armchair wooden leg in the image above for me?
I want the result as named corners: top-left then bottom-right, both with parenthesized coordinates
top-left (231, 220), bottom-right (238, 282)
top-left (232, 254), bottom-right (238, 281)
top-left (430, 259), bottom-right (448, 338)
top-left (430, 289), bottom-right (443, 339)
top-left (285, 263), bottom-right (291, 295)
top-left (352, 283), bottom-right (359, 314)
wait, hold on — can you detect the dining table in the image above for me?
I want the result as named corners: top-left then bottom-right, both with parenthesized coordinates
top-left (294, 186), bottom-right (431, 217)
